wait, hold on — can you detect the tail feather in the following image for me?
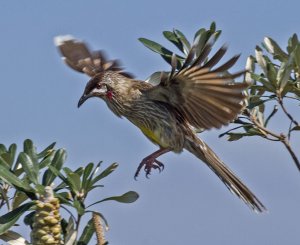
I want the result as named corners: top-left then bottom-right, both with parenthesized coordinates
top-left (184, 137), bottom-right (266, 213)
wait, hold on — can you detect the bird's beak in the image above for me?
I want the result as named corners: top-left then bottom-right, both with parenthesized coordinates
top-left (78, 94), bottom-right (89, 108)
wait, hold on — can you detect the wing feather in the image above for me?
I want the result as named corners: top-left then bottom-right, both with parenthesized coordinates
top-left (54, 35), bottom-right (133, 78)
top-left (146, 46), bottom-right (247, 129)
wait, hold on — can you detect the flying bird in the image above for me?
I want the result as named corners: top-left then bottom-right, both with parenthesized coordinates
top-left (54, 34), bottom-right (266, 212)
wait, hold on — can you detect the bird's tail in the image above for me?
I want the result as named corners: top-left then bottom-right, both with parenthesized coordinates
top-left (184, 136), bottom-right (266, 213)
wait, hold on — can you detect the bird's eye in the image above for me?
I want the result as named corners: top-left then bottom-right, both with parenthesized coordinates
top-left (96, 84), bottom-right (102, 89)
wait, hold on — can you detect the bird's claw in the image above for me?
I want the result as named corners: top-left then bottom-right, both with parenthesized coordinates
top-left (134, 158), bottom-right (165, 180)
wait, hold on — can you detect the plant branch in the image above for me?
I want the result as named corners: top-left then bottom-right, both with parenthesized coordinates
top-left (277, 96), bottom-right (299, 126)
top-left (250, 112), bottom-right (300, 171)
top-left (281, 134), bottom-right (300, 172)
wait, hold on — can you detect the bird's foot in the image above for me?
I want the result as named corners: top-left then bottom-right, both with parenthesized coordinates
top-left (134, 157), bottom-right (164, 179)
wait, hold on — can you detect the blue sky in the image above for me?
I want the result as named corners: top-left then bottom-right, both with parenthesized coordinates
top-left (1, 1), bottom-right (300, 244)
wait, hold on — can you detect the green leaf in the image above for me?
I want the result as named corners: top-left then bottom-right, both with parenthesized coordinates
top-left (245, 56), bottom-right (255, 83)
top-left (145, 71), bottom-right (164, 86)
top-left (82, 162), bottom-right (94, 192)
top-left (227, 134), bottom-right (245, 141)
top-left (42, 149), bottom-right (66, 186)
top-left (287, 33), bottom-right (299, 53)
top-left (294, 44), bottom-right (300, 72)
top-left (139, 37), bottom-right (184, 67)
top-left (0, 144), bottom-right (17, 168)
top-left (64, 168), bottom-right (82, 194)
top-left (12, 191), bottom-right (29, 209)
top-left (163, 31), bottom-right (184, 54)
top-left (210, 21), bottom-right (216, 33)
top-left (87, 191), bottom-right (139, 208)
top-left (263, 37), bottom-right (288, 62)
top-left (277, 55), bottom-right (293, 93)
top-left (23, 211), bottom-right (35, 227)
top-left (18, 153), bottom-right (39, 185)
top-left (255, 46), bottom-right (268, 75)
top-left (139, 37), bottom-right (173, 57)
top-left (91, 163), bottom-right (118, 185)
top-left (174, 29), bottom-right (191, 54)
top-left (0, 160), bottom-right (32, 192)
top-left (37, 142), bottom-right (56, 159)
top-left (48, 165), bottom-right (69, 185)
top-left (0, 202), bottom-right (35, 235)
top-left (23, 139), bottom-right (38, 166)
top-left (251, 73), bottom-right (276, 92)
top-left (77, 217), bottom-right (95, 245)
top-left (0, 230), bottom-right (29, 245)
top-left (64, 217), bottom-right (77, 245)
top-left (39, 151), bottom-right (55, 169)
top-left (291, 125), bottom-right (300, 131)
top-left (265, 61), bottom-right (278, 86)
top-left (73, 199), bottom-right (85, 216)
top-left (0, 144), bottom-right (7, 155)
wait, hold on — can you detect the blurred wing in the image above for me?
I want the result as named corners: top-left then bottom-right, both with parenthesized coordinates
top-left (146, 46), bottom-right (248, 129)
top-left (54, 35), bottom-right (133, 78)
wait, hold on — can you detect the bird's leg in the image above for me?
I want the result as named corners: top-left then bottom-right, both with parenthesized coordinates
top-left (134, 148), bottom-right (170, 179)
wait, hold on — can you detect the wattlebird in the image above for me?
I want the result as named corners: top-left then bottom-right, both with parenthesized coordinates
top-left (55, 34), bottom-right (266, 212)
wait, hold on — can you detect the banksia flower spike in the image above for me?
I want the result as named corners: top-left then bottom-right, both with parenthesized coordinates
top-left (31, 186), bottom-right (62, 245)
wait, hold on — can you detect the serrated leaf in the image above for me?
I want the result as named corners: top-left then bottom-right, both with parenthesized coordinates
top-left (0, 202), bottom-right (35, 235)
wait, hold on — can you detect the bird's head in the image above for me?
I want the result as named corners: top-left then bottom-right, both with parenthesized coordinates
top-left (78, 71), bottom-right (129, 108)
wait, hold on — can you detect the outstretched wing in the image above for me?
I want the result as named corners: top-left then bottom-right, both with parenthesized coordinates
top-left (146, 45), bottom-right (248, 130)
top-left (54, 35), bottom-right (133, 78)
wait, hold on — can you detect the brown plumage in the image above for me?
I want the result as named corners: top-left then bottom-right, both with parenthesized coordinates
top-left (55, 35), bottom-right (266, 213)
